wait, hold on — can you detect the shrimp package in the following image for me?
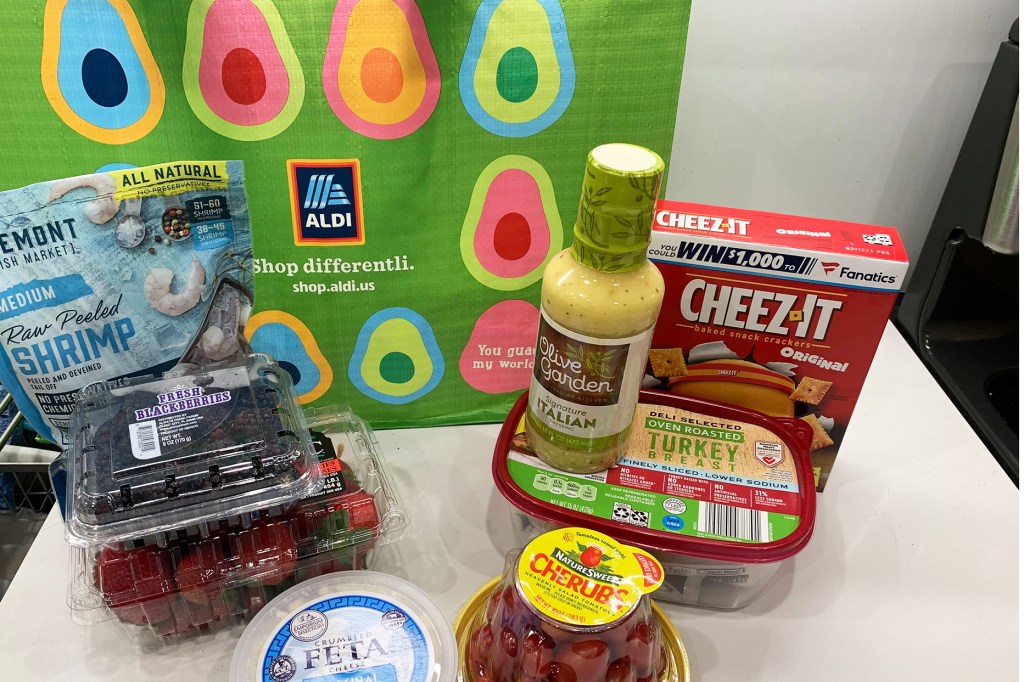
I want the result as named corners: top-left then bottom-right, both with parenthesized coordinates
top-left (0, 160), bottom-right (253, 445)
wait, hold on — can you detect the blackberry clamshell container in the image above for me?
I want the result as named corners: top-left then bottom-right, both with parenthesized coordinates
top-left (494, 390), bottom-right (817, 609)
top-left (65, 354), bottom-right (321, 547)
top-left (65, 359), bottom-right (408, 644)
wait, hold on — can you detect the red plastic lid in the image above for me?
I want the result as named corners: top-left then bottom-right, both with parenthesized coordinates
top-left (493, 390), bottom-right (817, 565)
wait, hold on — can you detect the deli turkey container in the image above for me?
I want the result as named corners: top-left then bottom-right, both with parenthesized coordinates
top-left (493, 390), bottom-right (817, 609)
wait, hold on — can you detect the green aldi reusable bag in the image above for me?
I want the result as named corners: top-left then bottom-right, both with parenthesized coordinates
top-left (0, 0), bottom-right (691, 429)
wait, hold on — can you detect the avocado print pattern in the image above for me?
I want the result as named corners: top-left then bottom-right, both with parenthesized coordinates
top-left (349, 308), bottom-right (444, 404)
top-left (461, 155), bottom-right (563, 291)
top-left (245, 310), bottom-right (333, 404)
top-left (41, 0), bottom-right (165, 144)
top-left (323, 0), bottom-right (441, 140)
top-left (183, 0), bottom-right (304, 141)
top-left (459, 0), bottom-right (575, 137)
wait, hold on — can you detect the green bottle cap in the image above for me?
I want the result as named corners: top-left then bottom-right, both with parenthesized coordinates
top-left (571, 143), bottom-right (665, 273)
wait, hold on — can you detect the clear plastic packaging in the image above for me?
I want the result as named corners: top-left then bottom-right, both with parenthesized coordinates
top-left (494, 390), bottom-right (817, 609)
top-left (230, 572), bottom-right (456, 682)
top-left (66, 397), bottom-right (409, 644)
top-left (456, 528), bottom-right (679, 682)
top-left (508, 514), bottom-right (784, 610)
top-left (455, 576), bottom-right (691, 682)
top-left (65, 355), bottom-right (320, 547)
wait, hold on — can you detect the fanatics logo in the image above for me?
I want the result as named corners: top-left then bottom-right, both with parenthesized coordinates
top-left (820, 261), bottom-right (840, 275)
top-left (287, 159), bottom-right (365, 246)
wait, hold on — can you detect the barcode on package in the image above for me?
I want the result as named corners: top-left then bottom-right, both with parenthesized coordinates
top-left (863, 233), bottom-right (893, 246)
top-left (612, 502), bottom-right (650, 528)
top-left (129, 421), bottom-right (162, 460)
top-left (697, 502), bottom-right (768, 542)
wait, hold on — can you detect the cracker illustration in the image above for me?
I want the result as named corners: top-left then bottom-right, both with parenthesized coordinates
top-left (648, 348), bottom-right (688, 378)
top-left (801, 415), bottom-right (834, 451)
top-left (790, 377), bottom-right (832, 405)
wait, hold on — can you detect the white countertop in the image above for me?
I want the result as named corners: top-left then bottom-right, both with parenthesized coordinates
top-left (0, 323), bottom-right (1017, 680)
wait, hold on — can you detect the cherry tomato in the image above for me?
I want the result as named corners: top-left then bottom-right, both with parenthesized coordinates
top-left (520, 627), bottom-right (556, 678)
top-left (471, 624), bottom-right (495, 666)
top-left (605, 658), bottom-right (637, 682)
top-left (580, 546), bottom-right (603, 568)
top-left (540, 661), bottom-right (578, 682)
top-left (488, 653), bottom-right (514, 682)
top-left (554, 640), bottom-right (610, 682)
top-left (503, 585), bottom-right (516, 611)
top-left (625, 621), bottom-right (657, 678)
top-left (487, 587), bottom-right (503, 621)
top-left (500, 626), bottom-right (520, 659)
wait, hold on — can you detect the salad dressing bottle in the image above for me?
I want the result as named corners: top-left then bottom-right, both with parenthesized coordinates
top-left (526, 143), bottom-right (665, 473)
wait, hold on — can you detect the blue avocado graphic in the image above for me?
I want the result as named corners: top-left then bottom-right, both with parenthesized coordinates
top-left (348, 308), bottom-right (444, 405)
top-left (42, 0), bottom-right (165, 144)
top-left (459, 0), bottom-right (575, 137)
top-left (245, 310), bottom-right (332, 404)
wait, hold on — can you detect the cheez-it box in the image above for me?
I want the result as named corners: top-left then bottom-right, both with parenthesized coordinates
top-left (645, 200), bottom-right (908, 490)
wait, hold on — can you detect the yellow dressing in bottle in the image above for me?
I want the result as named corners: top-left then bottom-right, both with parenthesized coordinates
top-left (526, 144), bottom-right (665, 473)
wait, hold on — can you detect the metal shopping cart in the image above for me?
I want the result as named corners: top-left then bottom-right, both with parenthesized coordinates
top-left (0, 392), bottom-right (57, 515)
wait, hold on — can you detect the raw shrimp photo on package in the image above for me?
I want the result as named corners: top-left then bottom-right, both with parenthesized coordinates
top-left (0, 160), bottom-right (253, 445)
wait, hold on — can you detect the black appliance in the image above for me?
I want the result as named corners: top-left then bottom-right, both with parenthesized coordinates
top-left (895, 20), bottom-right (1019, 483)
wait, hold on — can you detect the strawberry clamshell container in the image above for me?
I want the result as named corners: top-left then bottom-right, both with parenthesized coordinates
top-left (64, 355), bottom-right (408, 644)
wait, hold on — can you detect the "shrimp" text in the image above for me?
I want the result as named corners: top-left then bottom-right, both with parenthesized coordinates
top-left (8, 317), bottom-right (136, 376)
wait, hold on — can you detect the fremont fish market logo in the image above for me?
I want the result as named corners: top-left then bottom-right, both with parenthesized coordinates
top-left (287, 159), bottom-right (365, 246)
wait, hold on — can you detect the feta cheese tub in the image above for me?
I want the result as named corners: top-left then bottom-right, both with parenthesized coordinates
top-left (494, 390), bottom-right (817, 609)
top-left (230, 572), bottom-right (456, 682)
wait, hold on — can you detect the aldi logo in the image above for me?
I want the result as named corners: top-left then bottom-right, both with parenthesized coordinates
top-left (287, 159), bottom-right (365, 245)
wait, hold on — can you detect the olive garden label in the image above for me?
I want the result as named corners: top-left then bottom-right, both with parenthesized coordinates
top-left (527, 309), bottom-right (653, 450)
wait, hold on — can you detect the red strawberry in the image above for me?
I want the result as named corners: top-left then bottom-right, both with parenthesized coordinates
top-left (295, 555), bottom-right (329, 582)
top-left (176, 539), bottom-right (227, 604)
top-left (336, 459), bottom-right (362, 491)
top-left (345, 491), bottom-right (380, 532)
top-left (93, 545), bottom-right (176, 626)
top-left (235, 519), bottom-right (298, 586)
top-left (180, 588), bottom-right (237, 630)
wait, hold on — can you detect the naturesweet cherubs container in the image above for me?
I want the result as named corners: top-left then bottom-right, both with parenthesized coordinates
top-left (494, 390), bottom-right (816, 609)
top-left (455, 527), bottom-right (690, 682)
top-left (64, 356), bottom-right (408, 644)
